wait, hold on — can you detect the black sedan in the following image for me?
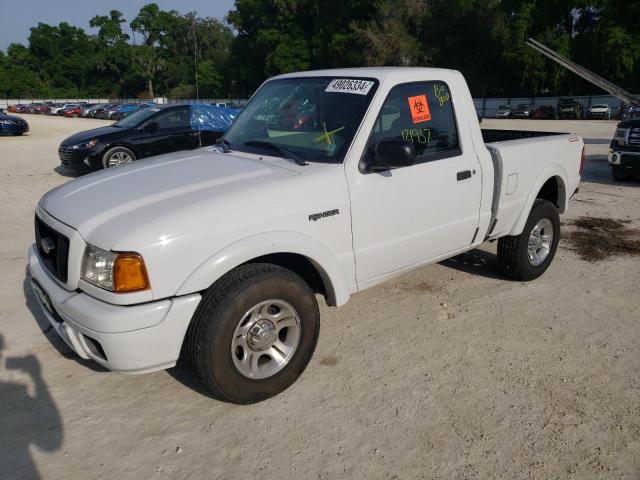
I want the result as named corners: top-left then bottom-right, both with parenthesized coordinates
top-left (58, 104), bottom-right (238, 172)
top-left (0, 113), bottom-right (29, 135)
top-left (511, 104), bottom-right (534, 119)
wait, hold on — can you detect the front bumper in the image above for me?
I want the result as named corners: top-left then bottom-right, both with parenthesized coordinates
top-left (58, 145), bottom-right (102, 172)
top-left (28, 245), bottom-right (201, 374)
top-left (609, 148), bottom-right (640, 175)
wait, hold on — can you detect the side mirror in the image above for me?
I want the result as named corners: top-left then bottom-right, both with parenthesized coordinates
top-left (143, 121), bottom-right (159, 132)
top-left (368, 138), bottom-right (416, 172)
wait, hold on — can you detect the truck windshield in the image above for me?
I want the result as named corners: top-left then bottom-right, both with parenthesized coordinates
top-left (223, 77), bottom-right (379, 163)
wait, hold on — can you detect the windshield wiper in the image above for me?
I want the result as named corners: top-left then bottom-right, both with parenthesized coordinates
top-left (244, 140), bottom-right (307, 166)
top-left (216, 137), bottom-right (231, 153)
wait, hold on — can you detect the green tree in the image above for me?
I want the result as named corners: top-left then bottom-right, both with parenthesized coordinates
top-left (130, 3), bottom-right (175, 97)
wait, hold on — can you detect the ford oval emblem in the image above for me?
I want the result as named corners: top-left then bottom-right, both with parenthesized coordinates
top-left (40, 237), bottom-right (56, 255)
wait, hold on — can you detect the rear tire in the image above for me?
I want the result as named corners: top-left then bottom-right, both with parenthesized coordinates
top-left (497, 199), bottom-right (560, 281)
top-left (187, 263), bottom-right (320, 404)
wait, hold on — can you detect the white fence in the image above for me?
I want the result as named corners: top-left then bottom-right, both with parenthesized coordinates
top-left (473, 94), bottom-right (629, 118)
top-left (0, 97), bottom-right (248, 110)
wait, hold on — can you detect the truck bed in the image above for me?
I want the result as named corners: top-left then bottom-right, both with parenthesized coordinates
top-left (481, 129), bottom-right (565, 144)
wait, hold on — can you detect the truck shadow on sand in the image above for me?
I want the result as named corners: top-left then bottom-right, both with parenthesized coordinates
top-left (0, 334), bottom-right (63, 480)
top-left (22, 268), bottom-right (106, 373)
top-left (440, 249), bottom-right (503, 280)
top-left (165, 356), bottom-right (229, 402)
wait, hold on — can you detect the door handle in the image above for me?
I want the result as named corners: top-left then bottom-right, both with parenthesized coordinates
top-left (457, 170), bottom-right (472, 181)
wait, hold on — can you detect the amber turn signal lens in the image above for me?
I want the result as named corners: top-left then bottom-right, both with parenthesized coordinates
top-left (113, 254), bottom-right (149, 292)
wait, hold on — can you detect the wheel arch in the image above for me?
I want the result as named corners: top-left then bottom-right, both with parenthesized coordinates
top-left (175, 231), bottom-right (352, 307)
top-left (99, 142), bottom-right (140, 161)
top-left (509, 166), bottom-right (568, 236)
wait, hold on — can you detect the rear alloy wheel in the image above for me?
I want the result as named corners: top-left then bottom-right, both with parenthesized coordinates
top-left (102, 146), bottom-right (136, 169)
top-left (497, 199), bottom-right (560, 281)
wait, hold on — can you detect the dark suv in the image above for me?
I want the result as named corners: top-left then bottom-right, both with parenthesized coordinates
top-left (558, 98), bottom-right (582, 119)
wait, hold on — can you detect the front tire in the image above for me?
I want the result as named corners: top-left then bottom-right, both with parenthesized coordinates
top-left (102, 146), bottom-right (136, 169)
top-left (497, 199), bottom-right (560, 281)
top-left (187, 263), bottom-right (320, 404)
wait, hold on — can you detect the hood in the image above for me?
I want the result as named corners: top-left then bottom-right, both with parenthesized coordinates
top-left (40, 148), bottom-right (301, 248)
top-left (0, 114), bottom-right (26, 123)
top-left (618, 119), bottom-right (640, 129)
top-left (61, 125), bottom-right (123, 146)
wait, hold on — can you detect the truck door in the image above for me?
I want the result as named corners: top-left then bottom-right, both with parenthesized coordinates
top-left (349, 80), bottom-right (482, 284)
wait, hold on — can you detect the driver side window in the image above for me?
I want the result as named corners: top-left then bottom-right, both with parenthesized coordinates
top-left (370, 81), bottom-right (460, 161)
top-left (151, 107), bottom-right (191, 129)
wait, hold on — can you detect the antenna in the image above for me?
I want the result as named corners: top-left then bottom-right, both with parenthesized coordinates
top-left (192, 17), bottom-right (202, 147)
top-left (526, 37), bottom-right (640, 107)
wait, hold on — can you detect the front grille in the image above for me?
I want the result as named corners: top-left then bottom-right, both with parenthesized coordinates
top-left (58, 145), bottom-right (75, 166)
top-left (35, 215), bottom-right (69, 283)
top-left (628, 128), bottom-right (640, 146)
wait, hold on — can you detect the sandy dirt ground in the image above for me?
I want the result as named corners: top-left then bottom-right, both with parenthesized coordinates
top-left (0, 115), bottom-right (639, 480)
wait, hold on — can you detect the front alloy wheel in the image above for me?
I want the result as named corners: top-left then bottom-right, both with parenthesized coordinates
top-left (187, 263), bottom-right (320, 404)
top-left (231, 299), bottom-right (302, 379)
top-left (102, 146), bottom-right (136, 169)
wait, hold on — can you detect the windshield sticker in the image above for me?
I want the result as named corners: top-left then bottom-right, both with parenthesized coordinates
top-left (433, 85), bottom-right (450, 106)
top-left (408, 95), bottom-right (431, 123)
top-left (325, 79), bottom-right (374, 95)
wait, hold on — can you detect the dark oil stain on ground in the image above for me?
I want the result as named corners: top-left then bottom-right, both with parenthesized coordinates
top-left (320, 356), bottom-right (338, 366)
top-left (563, 217), bottom-right (640, 262)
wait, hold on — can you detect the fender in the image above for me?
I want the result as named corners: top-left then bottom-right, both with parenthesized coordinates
top-left (175, 230), bottom-right (352, 306)
top-left (509, 163), bottom-right (568, 236)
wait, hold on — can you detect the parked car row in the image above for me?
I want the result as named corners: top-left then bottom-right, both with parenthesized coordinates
top-left (7, 101), bottom-right (157, 120)
top-left (493, 100), bottom-right (615, 120)
top-left (494, 104), bottom-right (555, 119)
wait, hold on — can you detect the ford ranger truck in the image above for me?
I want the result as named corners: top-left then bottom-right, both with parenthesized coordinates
top-left (29, 68), bottom-right (584, 404)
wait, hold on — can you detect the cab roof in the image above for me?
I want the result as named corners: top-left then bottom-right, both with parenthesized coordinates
top-left (273, 67), bottom-right (462, 83)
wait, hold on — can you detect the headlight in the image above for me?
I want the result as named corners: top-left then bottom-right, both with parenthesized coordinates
top-left (72, 139), bottom-right (98, 149)
top-left (81, 245), bottom-right (149, 292)
top-left (615, 128), bottom-right (629, 146)
top-left (0, 119), bottom-right (16, 125)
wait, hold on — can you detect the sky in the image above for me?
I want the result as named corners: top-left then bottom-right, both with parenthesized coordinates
top-left (0, 0), bottom-right (236, 50)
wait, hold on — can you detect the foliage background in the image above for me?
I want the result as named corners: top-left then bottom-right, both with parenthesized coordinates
top-left (0, 0), bottom-right (638, 99)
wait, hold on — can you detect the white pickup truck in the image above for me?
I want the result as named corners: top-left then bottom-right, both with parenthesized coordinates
top-left (29, 68), bottom-right (584, 403)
